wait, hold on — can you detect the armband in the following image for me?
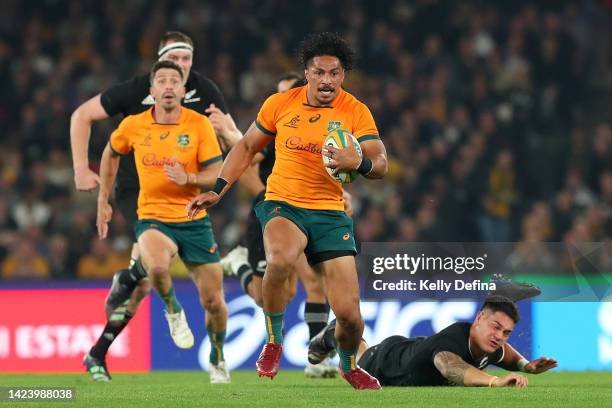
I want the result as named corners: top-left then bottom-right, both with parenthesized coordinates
top-left (212, 178), bottom-right (228, 195)
top-left (357, 157), bottom-right (373, 175)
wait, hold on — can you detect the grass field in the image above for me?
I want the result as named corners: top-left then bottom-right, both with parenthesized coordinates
top-left (1, 371), bottom-right (610, 408)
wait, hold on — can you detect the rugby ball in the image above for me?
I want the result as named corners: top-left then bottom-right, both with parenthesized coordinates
top-left (322, 129), bottom-right (362, 183)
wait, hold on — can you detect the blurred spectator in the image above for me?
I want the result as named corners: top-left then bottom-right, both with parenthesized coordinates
top-left (479, 149), bottom-right (517, 241)
top-left (47, 234), bottom-right (71, 279)
top-left (1, 236), bottom-right (49, 279)
top-left (76, 237), bottom-right (129, 279)
top-left (11, 190), bottom-right (51, 231)
top-left (0, 197), bottom-right (18, 263)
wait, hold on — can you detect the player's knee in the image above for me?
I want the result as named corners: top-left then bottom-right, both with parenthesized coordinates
top-left (265, 252), bottom-right (296, 279)
top-left (200, 293), bottom-right (225, 314)
top-left (334, 308), bottom-right (363, 332)
top-left (147, 265), bottom-right (169, 278)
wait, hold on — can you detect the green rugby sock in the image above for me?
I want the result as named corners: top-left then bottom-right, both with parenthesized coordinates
top-left (338, 348), bottom-right (358, 373)
top-left (160, 285), bottom-right (182, 314)
top-left (264, 311), bottom-right (285, 344)
top-left (207, 328), bottom-right (226, 365)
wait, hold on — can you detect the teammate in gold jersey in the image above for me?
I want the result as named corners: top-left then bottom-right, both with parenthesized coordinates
top-left (187, 33), bottom-right (388, 390)
top-left (97, 60), bottom-right (230, 384)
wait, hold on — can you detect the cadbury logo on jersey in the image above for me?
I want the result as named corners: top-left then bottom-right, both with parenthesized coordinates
top-left (285, 136), bottom-right (322, 155)
top-left (142, 153), bottom-right (188, 168)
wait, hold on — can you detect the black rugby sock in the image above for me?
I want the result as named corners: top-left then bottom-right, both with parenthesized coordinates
top-left (90, 311), bottom-right (134, 360)
top-left (237, 264), bottom-right (254, 294)
top-left (304, 302), bottom-right (330, 340)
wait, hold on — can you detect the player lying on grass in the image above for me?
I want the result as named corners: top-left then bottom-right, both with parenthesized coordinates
top-left (309, 294), bottom-right (557, 387)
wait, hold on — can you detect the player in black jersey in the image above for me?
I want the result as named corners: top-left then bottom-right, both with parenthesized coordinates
top-left (309, 295), bottom-right (557, 387)
top-left (70, 31), bottom-right (256, 382)
top-left (213, 73), bottom-right (352, 378)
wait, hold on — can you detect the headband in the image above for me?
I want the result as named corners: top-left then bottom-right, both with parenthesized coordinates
top-left (158, 42), bottom-right (194, 60)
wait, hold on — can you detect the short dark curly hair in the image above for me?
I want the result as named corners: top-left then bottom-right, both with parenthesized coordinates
top-left (299, 32), bottom-right (355, 71)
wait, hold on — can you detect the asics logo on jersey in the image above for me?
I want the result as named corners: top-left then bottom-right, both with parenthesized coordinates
top-left (342, 233), bottom-right (351, 241)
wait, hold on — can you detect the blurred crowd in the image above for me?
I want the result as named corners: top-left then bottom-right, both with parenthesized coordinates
top-left (0, 0), bottom-right (610, 279)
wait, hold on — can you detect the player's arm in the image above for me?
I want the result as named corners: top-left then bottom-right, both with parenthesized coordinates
top-left (205, 103), bottom-right (242, 151)
top-left (97, 142), bottom-right (120, 239)
top-left (358, 138), bottom-right (388, 179)
top-left (496, 343), bottom-right (558, 374)
top-left (187, 122), bottom-right (272, 218)
top-left (164, 158), bottom-right (223, 189)
top-left (217, 122), bottom-right (273, 191)
top-left (205, 104), bottom-right (265, 196)
top-left (70, 94), bottom-right (110, 191)
top-left (433, 351), bottom-right (528, 387)
top-left (189, 161), bottom-right (223, 189)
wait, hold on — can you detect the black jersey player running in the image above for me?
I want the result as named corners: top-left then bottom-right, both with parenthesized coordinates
top-left (70, 31), bottom-right (258, 382)
top-left (309, 289), bottom-right (557, 387)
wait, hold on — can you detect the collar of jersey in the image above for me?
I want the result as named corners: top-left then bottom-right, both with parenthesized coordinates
top-left (149, 106), bottom-right (183, 125)
top-left (301, 86), bottom-right (343, 109)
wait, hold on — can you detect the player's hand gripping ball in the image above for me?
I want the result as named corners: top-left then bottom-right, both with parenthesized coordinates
top-left (322, 129), bottom-right (362, 183)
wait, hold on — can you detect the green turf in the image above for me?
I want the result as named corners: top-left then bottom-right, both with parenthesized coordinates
top-left (0, 371), bottom-right (610, 408)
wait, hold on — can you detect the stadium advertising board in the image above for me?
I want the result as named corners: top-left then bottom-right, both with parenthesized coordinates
top-left (533, 302), bottom-right (612, 370)
top-left (0, 289), bottom-right (150, 373)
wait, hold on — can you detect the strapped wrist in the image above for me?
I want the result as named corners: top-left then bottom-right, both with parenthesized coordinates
top-left (517, 358), bottom-right (529, 372)
top-left (212, 178), bottom-right (228, 195)
top-left (357, 157), bottom-right (373, 175)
